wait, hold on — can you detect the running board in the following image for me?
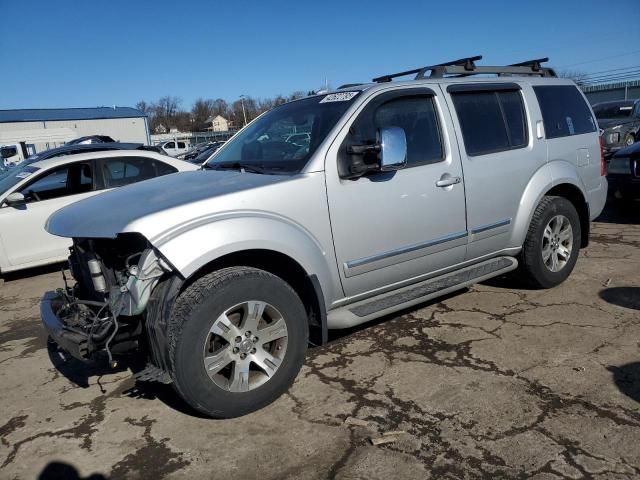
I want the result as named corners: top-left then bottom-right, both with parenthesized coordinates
top-left (327, 256), bottom-right (517, 329)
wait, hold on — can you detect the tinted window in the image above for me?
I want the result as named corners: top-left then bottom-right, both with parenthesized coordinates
top-left (19, 162), bottom-right (93, 202)
top-left (451, 90), bottom-right (527, 156)
top-left (102, 157), bottom-right (156, 188)
top-left (154, 161), bottom-right (178, 176)
top-left (164, 142), bottom-right (175, 149)
top-left (348, 95), bottom-right (443, 167)
top-left (177, 142), bottom-right (186, 149)
top-left (534, 85), bottom-right (596, 139)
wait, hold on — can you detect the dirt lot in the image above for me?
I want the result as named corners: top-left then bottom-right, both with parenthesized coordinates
top-left (1, 204), bottom-right (639, 480)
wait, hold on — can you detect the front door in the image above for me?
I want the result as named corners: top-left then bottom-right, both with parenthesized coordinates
top-left (325, 87), bottom-right (467, 298)
top-left (0, 161), bottom-right (97, 267)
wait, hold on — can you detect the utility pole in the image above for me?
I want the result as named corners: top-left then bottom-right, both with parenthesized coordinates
top-left (239, 95), bottom-right (248, 126)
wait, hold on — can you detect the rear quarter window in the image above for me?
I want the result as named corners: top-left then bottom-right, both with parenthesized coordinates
top-left (533, 85), bottom-right (597, 139)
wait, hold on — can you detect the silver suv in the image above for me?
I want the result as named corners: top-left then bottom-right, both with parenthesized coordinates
top-left (41, 57), bottom-right (607, 418)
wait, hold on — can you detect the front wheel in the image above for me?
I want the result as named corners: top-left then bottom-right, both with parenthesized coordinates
top-left (167, 266), bottom-right (309, 418)
top-left (517, 196), bottom-right (581, 289)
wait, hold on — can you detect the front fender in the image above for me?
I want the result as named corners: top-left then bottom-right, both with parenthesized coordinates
top-left (508, 160), bottom-right (588, 248)
top-left (152, 211), bottom-right (341, 305)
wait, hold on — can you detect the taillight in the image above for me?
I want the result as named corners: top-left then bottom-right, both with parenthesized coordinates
top-left (599, 136), bottom-right (605, 176)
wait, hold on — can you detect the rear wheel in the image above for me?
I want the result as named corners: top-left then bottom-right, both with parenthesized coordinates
top-left (167, 266), bottom-right (308, 418)
top-left (517, 196), bottom-right (581, 288)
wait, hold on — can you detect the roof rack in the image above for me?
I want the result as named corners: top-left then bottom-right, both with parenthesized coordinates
top-left (372, 55), bottom-right (556, 83)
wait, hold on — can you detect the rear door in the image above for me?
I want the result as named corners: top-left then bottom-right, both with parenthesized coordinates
top-left (325, 87), bottom-right (467, 298)
top-left (444, 82), bottom-right (547, 260)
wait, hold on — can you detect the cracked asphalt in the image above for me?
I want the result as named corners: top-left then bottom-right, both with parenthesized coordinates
top-left (1, 203), bottom-right (639, 480)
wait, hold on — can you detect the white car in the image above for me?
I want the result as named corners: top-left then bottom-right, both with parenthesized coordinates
top-left (0, 150), bottom-right (197, 273)
top-left (160, 140), bottom-right (190, 157)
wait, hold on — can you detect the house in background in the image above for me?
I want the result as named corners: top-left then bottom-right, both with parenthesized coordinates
top-left (208, 115), bottom-right (229, 132)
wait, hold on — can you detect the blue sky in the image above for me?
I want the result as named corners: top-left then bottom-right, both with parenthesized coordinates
top-left (1, 0), bottom-right (639, 110)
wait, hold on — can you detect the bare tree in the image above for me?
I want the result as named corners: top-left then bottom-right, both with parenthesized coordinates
top-left (191, 98), bottom-right (215, 129)
top-left (556, 69), bottom-right (589, 87)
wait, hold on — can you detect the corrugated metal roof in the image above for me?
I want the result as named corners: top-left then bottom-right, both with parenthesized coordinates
top-left (0, 107), bottom-right (147, 123)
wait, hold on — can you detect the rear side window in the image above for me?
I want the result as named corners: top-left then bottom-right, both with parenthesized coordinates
top-left (451, 90), bottom-right (528, 156)
top-left (154, 161), bottom-right (178, 176)
top-left (533, 85), bottom-right (596, 139)
top-left (101, 157), bottom-right (157, 188)
top-left (177, 142), bottom-right (186, 149)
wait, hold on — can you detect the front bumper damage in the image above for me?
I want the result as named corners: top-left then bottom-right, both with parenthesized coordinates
top-left (41, 244), bottom-right (173, 375)
top-left (41, 290), bottom-right (91, 361)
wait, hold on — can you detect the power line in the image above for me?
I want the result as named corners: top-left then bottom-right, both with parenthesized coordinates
top-left (582, 65), bottom-right (640, 77)
top-left (559, 50), bottom-right (640, 68)
top-left (582, 69), bottom-right (640, 83)
top-left (581, 73), bottom-right (640, 85)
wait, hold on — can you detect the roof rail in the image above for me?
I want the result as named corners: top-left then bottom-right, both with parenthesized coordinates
top-left (373, 56), bottom-right (482, 83)
top-left (372, 55), bottom-right (556, 82)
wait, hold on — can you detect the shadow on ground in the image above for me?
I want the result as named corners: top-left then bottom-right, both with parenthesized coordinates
top-left (595, 197), bottom-right (639, 225)
top-left (608, 362), bottom-right (640, 404)
top-left (1, 262), bottom-right (66, 283)
top-left (38, 461), bottom-right (107, 480)
top-left (599, 286), bottom-right (640, 311)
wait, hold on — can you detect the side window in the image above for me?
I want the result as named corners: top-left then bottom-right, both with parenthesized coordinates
top-left (177, 142), bottom-right (186, 149)
top-left (349, 95), bottom-right (444, 167)
top-left (102, 157), bottom-right (157, 188)
top-left (451, 89), bottom-right (528, 156)
top-left (19, 162), bottom-right (93, 202)
top-left (533, 85), bottom-right (597, 139)
top-left (154, 161), bottom-right (178, 176)
top-left (165, 142), bottom-right (175, 149)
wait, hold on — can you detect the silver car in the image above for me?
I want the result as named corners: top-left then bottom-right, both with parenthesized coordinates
top-left (41, 57), bottom-right (607, 418)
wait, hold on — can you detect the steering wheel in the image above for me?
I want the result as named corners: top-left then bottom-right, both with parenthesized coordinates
top-left (28, 189), bottom-right (41, 202)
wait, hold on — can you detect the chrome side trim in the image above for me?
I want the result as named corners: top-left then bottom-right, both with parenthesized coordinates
top-left (345, 231), bottom-right (468, 270)
top-left (471, 219), bottom-right (511, 235)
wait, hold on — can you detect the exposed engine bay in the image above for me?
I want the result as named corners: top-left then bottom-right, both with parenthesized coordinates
top-left (49, 233), bottom-right (172, 367)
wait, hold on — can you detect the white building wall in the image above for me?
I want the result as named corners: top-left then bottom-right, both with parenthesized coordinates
top-left (0, 117), bottom-right (149, 153)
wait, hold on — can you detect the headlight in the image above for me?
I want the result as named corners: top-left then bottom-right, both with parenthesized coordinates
top-left (608, 156), bottom-right (631, 174)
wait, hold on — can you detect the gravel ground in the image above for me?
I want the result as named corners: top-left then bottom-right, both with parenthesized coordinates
top-left (0, 203), bottom-right (639, 480)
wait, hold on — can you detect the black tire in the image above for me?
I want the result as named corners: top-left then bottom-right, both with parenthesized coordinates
top-left (167, 266), bottom-right (308, 418)
top-left (517, 196), bottom-right (581, 289)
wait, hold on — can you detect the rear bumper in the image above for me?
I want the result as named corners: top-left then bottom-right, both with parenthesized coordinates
top-left (41, 291), bottom-right (90, 361)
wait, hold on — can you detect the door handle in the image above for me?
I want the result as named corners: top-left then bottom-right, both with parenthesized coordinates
top-left (435, 176), bottom-right (461, 188)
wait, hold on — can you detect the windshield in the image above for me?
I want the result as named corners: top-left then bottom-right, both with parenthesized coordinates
top-left (593, 102), bottom-right (634, 119)
top-left (205, 92), bottom-right (360, 173)
top-left (0, 163), bottom-right (40, 195)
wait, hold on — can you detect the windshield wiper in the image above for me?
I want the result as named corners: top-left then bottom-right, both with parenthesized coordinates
top-left (206, 162), bottom-right (267, 174)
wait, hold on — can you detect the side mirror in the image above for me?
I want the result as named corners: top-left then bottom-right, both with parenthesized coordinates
top-left (5, 192), bottom-right (26, 206)
top-left (342, 127), bottom-right (408, 179)
top-left (379, 127), bottom-right (407, 171)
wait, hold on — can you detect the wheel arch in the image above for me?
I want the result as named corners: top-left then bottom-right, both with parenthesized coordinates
top-left (510, 162), bottom-right (591, 249)
top-left (181, 249), bottom-right (328, 346)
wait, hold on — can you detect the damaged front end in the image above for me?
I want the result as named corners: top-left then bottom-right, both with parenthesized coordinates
top-left (41, 233), bottom-right (175, 376)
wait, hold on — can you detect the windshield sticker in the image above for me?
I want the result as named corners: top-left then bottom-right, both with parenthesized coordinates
top-left (566, 116), bottom-right (575, 135)
top-left (15, 171), bottom-right (33, 179)
top-left (320, 92), bottom-right (359, 103)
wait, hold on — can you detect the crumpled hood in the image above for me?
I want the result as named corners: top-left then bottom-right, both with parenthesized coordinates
top-left (46, 170), bottom-right (293, 239)
top-left (597, 117), bottom-right (634, 130)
